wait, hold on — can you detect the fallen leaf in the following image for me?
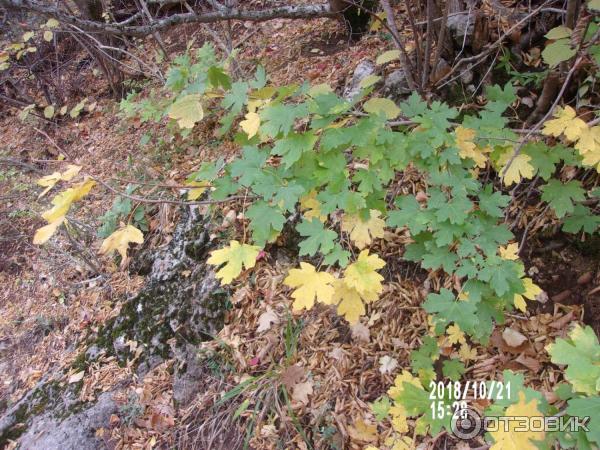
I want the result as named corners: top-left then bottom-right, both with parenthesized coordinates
top-left (292, 380), bottom-right (313, 404)
top-left (502, 328), bottom-right (527, 347)
top-left (281, 364), bottom-right (305, 390)
top-left (68, 371), bottom-right (84, 383)
top-left (257, 306), bottom-right (279, 332)
top-left (347, 418), bottom-right (377, 443)
top-left (379, 355), bottom-right (398, 374)
top-left (351, 322), bottom-right (370, 343)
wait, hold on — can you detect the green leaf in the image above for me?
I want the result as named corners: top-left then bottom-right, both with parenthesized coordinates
top-left (296, 219), bottom-right (337, 257)
top-left (375, 49), bottom-right (400, 65)
top-left (522, 142), bottom-right (561, 180)
top-left (246, 201), bottom-right (285, 247)
top-left (207, 66), bottom-right (232, 90)
top-left (567, 396), bottom-right (600, 445)
top-left (423, 289), bottom-right (478, 335)
top-left (322, 243), bottom-right (351, 268)
top-left (260, 103), bottom-right (309, 137)
top-left (542, 39), bottom-right (576, 67)
top-left (271, 131), bottom-right (318, 168)
top-left (478, 185), bottom-right (510, 217)
top-left (563, 204), bottom-right (600, 234)
top-left (545, 26), bottom-right (573, 40)
top-left (442, 359), bottom-right (466, 381)
top-left (547, 325), bottom-right (600, 395)
top-left (371, 396), bottom-right (391, 421)
top-left (388, 196), bottom-right (428, 234)
top-left (229, 146), bottom-right (268, 187)
top-left (363, 97), bottom-right (400, 119)
top-left (221, 81), bottom-right (248, 113)
top-left (541, 179), bottom-right (586, 218)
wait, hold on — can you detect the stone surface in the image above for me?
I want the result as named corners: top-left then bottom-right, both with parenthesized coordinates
top-left (17, 392), bottom-right (117, 450)
top-left (343, 60), bottom-right (376, 100)
top-left (447, 13), bottom-right (475, 47)
top-left (383, 69), bottom-right (411, 102)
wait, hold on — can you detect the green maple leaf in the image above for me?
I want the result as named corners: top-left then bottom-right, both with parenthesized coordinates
top-left (399, 92), bottom-right (429, 117)
top-left (478, 185), bottom-right (510, 217)
top-left (428, 190), bottom-right (472, 225)
top-left (442, 359), bottom-right (466, 381)
top-left (353, 169), bottom-right (382, 194)
top-left (207, 66), bottom-right (231, 90)
top-left (547, 325), bottom-right (600, 395)
top-left (371, 396), bottom-right (391, 421)
top-left (477, 257), bottom-right (521, 296)
top-left (260, 103), bottom-right (309, 137)
top-left (563, 204), bottom-right (600, 234)
top-left (423, 289), bottom-right (478, 335)
top-left (522, 142), bottom-right (561, 180)
top-left (541, 179), bottom-right (586, 218)
top-left (211, 174), bottom-right (238, 200)
top-left (273, 182), bottom-right (305, 212)
top-left (434, 222), bottom-right (466, 246)
top-left (271, 131), bottom-right (317, 168)
top-left (485, 370), bottom-right (544, 416)
top-left (388, 196), bottom-right (430, 234)
top-left (566, 396), bottom-right (600, 445)
top-left (230, 147), bottom-right (268, 187)
top-left (543, 39), bottom-right (576, 67)
top-left (221, 80), bottom-right (248, 113)
top-left (421, 245), bottom-right (458, 274)
top-left (246, 201), bottom-right (285, 247)
top-left (322, 243), bottom-right (351, 268)
top-left (296, 219), bottom-right (337, 257)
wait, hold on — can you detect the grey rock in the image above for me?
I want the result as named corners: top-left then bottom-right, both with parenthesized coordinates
top-left (460, 64), bottom-right (474, 84)
top-left (172, 344), bottom-right (204, 407)
top-left (383, 69), bottom-right (411, 102)
top-left (343, 60), bottom-right (376, 100)
top-left (447, 13), bottom-right (475, 47)
top-left (18, 392), bottom-right (117, 450)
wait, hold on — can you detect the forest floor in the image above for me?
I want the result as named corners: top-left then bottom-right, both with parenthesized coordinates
top-left (1, 6), bottom-right (600, 450)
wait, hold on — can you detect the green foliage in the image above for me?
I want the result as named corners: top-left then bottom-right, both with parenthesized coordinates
top-left (98, 186), bottom-right (148, 238)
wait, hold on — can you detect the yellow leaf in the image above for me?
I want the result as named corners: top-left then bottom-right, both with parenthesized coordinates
top-left (363, 97), bottom-right (401, 119)
top-left (299, 190), bottom-right (327, 222)
top-left (502, 153), bottom-right (535, 186)
top-left (359, 74), bottom-right (382, 89)
top-left (514, 277), bottom-right (542, 312)
top-left (376, 49), bottom-right (400, 65)
top-left (330, 279), bottom-right (370, 323)
top-left (542, 106), bottom-right (587, 141)
top-left (46, 19), bottom-right (59, 28)
top-left (456, 126), bottom-right (488, 168)
top-left (240, 111), bottom-right (260, 138)
top-left (43, 105), bottom-right (54, 118)
top-left (43, 30), bottom-right (53, 42)
top-left (490, 392), bottom-right (545, 450)
top-left (446, 324), bottom-right (466, 345)
top-left (186, 180), bottom-right (210, 200)
top-left (41, 179), bottom-right (95, 223)
top-left (33, 216), bottom-right (65, 244)
top-left (347, 418), bottom-right (377, 443)
top-left (388, 435), bottom-right (413, 450)
top-left (99, 224), bottom-right (144, 260)
top-left (387, 370), bottom-right (422, 399)
top-left (458, 343), bottom-right (477, 361)
top-left (207, 240), bottom-right (261, 285)
top-left (341, 209), bottom-right (385, 249)
top-left (22, 31), bottom-right (34, 42)
top-left (514, 294), bottom-right (527, 312)
top-left (168, 94), bottom-right (204, 129)
top-left (343, 250), bottom-right (385, 299)
top-left (390, 411), bottom-right (409, 433)
top-left (283, 262), bottom-right (336, 311)
top-left (499, 242), bottom-right (519, 260)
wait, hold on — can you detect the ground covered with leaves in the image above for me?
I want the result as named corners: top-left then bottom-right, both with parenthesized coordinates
top-left (2, 1), bottom-right (600, 449)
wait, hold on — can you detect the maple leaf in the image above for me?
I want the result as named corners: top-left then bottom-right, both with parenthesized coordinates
top-left (207, 240), bottom-right (261, 284)
top-left (513, 277), bottom-right (542, 312)
top-left (240, 111), bottom-right (260, 138)
top-left (341, 209), bottom-right (385, 249)
top-left (256, 306), bottom-right (279, 332)
top-left (299, 190), bottom-right (327, 222)
top-left (36, 164), bottom-right (81, 197)
top-left (455, 126), bottom-right (488, 168)
top-left (388, 370), bottom-right (422, 400)
top-left (99, 224), bottom-right (144, 260)
top-left (379, 355), bottom-right (399, 374)
top-left (168, 94), bottom-right (204, 129)
top-left (458, 343), bottom-right (477, 361)
top-left (446, 324), bottom-right (466, 345)
top-left (330, 279), bottom-right (369, 323)
top-left (542, 106), bottom-right (586, 141)
top-left (185, 180), bottom-right (210, 200)
top-left (41, 179), bottom-right (95, 223)
top-left (283, 262), bottom-right (336, 311)
top-left (489, 392), bottom-right (545, 450)
top-left (347, 418), bottom-right (377, 443)
top-left (574, 125), bottom-right (600, 156)
top-left (498, 242), bottom-right (519, 260)
top-left (343, 250), bottom-right (385, 299)
top-left (291, 380), bottom-right (313, 404)
top-left (33, 216), bottom-right (65, 244)
top-left (501, 153), bottom-right (535, 186)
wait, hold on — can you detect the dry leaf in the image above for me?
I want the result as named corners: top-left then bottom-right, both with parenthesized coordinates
top-left (351, 322), bottom-right (370, 343)
top-left (378, 355), bottom-right (398, 374)
top-left (257, 306), bottom-right (279, 332)
top-left (281, 364), bottom-right (305, 390)
top-left (502, 328), bottom-right (527, 347)
top-left (292, 380), bottom-right (313, 404)
top-left (68, 371), bottom-right (85, 383)
top-left (347, 418), bottom-right (377, 443)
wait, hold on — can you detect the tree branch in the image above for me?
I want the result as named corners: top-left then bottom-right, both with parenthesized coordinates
top-left (0, 0), bottom-right (336, 37)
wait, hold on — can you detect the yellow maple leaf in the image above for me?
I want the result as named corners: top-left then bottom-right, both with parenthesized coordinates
top-left (284, 262), bottom-right (336, 311)
top-left (33, 216), bottom-right (65, 244)
top-left (388, 435), bottom-right (414, 450)
top-left (185, 180), bottom-right (210, 200)
top-left (330, 279), bottom-right (376, 323)
top-left (299, 190), bottom-right (327, 222)
top-left (341, 209), bottom-right (385, 249)
top-left (343, 250), bottom-right (385, 299)
top-left (240, 111), bottom-right (260, 138)
top-left (513, 277), bottom-right (542, 312)
top-left (458, 343), bottom-right (477, 361)
top-left (99, 224), bottom-right (144, 260)
top-left (542, 106), bottom-right (587, 141)
top-left (387, 370), bottom-right (422, 399)
top-left (207, 240), bottom-right (261, 285)
top-left (347, 418), bottom-right (377, 443)
top-left (455, 126), bottom-right (488, 168)
top-left (499, 242), bottom-right (519, 260)
top-left (41, 179), bottom-right (95, 224)
top-left (37, 164), bottom-right (82, 197)
top-left (574, 125), bottom-right (600, 154)
top-left (389, 406), bottom-right (409, 433)
top-left (168, 94), bottom-right (204, 129)
top-left (446, 324), bottom-right (466, 345)
top-left (490, 392), bottom-right (545, 450)
top-left (501, 153), bottom-right (535, 186)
